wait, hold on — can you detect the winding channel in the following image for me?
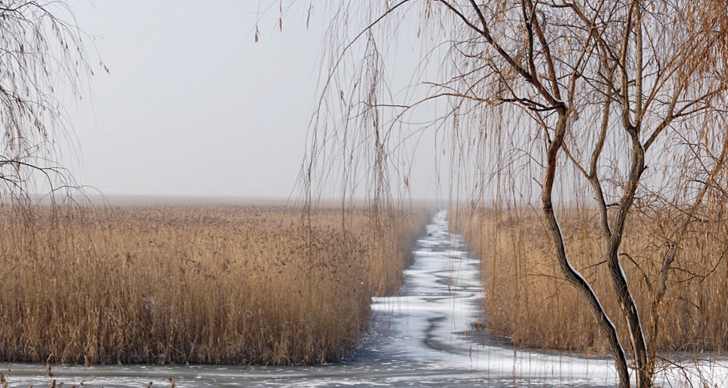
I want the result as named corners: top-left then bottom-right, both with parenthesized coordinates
top-left (6, 211), bottom-right (628, 387)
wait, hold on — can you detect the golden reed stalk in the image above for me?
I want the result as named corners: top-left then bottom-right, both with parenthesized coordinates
top-left (0, 204), bottom-right (430, 365)
top-left (462, 207), bottom-right (728, 355)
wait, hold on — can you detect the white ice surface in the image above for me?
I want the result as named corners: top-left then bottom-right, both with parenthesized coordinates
top-left (4, 210), bottom-right (726, 387)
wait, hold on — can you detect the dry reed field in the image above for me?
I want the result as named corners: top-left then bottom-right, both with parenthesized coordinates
top-left (0, 203), bottom-right (429, 365)
top-left (462, 206), bottom-right (728, 355)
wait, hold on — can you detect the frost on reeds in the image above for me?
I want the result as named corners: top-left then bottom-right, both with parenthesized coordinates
top-left (462, 207), bottom-right (728, 355)
top-left (0, 204), bottom-right (429, 365)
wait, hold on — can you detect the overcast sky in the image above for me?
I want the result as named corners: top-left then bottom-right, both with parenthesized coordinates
top-left (59, 1), bottom-right (445, 201)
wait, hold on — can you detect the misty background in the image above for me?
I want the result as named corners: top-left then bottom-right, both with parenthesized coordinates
top-left (59, 1), bottom-right (447, 201)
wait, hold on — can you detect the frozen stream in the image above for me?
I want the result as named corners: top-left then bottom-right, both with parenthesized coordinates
top-left (5, 211), bottom-right (724, 387)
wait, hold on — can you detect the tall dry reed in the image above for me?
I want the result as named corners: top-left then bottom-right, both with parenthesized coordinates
top-left (0, 203), bottom-right (429, 365)
top-left (462, 206), bottom-right (728, 355)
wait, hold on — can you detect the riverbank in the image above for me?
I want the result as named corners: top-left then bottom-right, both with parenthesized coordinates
top-left (461, 206), bottom-right (728, 355)
top-left (0, 202), bottom-right (430, 365)
top-left (0, 210), bottom-right (621, 388)
top-left (2, 210), bottom-right (726, 387)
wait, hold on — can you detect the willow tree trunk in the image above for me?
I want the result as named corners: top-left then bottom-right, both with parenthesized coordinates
top-left (541, 114), bottom-right (631, 388)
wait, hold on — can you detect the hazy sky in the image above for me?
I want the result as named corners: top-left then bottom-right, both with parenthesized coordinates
top-left (60, 1), bottom-right (445, 200)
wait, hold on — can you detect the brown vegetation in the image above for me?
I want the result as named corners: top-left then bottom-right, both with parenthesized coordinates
top-left (463, 207), bottom-right (728, 355)
top-left (0, 203), bottom-right (429, 365)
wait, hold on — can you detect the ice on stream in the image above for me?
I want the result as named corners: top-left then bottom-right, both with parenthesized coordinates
top-left (4, 211), bottom-right (726, 387)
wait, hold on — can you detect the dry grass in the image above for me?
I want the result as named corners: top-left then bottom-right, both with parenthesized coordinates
top-left (0, 203), bottom-right (429, 365)
top-left (462, 206), bottom-right (728, 355)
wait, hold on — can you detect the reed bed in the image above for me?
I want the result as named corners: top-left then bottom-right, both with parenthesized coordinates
top-left (461, 206), bottom-right (728, 355)
top-left (0, 203), bottom-right (429, 365)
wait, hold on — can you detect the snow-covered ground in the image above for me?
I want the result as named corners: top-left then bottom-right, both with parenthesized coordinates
top-left (4, 210), bottom-right (726, 387)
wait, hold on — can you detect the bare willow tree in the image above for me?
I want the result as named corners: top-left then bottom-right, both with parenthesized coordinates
top-left (0, 1), bottom-right (91, 201)
top-left (303, 1), bottom-right (728, 387)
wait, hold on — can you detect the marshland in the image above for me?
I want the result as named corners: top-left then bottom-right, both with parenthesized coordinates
top-left (0, 202), bottom-right (430, 366)
top-left (5, 204), bottom-right (726, 388)
top-left (462, 206), bottom-right (728, 354)
top-left (3, 0), bottom-right (728, 387)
